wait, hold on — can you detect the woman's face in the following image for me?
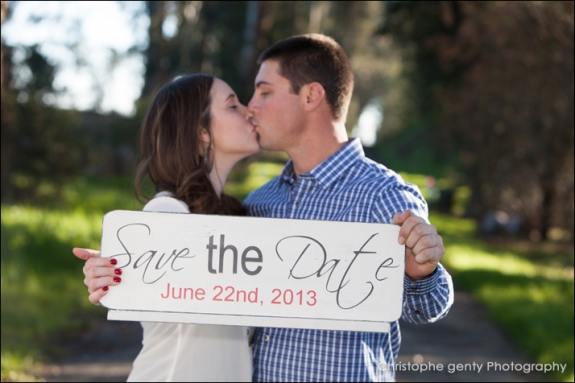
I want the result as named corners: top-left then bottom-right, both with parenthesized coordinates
top-left (208, 78), bottom-right (260, 163)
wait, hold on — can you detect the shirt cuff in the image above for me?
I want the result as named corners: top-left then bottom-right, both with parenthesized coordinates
top-left (403, 265), bottom-right (441, 296)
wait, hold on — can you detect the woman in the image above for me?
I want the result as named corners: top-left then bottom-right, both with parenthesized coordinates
top-left (73, 73), bottom-right (260, 382)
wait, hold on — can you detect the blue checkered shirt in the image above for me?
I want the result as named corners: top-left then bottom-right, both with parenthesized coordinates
top-left (244, 138), bottom-right (454, 382)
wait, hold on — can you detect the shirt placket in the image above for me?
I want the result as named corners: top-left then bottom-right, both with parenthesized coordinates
top-left (289, 175), bottom-right (315, 219)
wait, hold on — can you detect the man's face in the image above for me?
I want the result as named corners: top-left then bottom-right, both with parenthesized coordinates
top-left (247, 60), bottom-right (305, 152)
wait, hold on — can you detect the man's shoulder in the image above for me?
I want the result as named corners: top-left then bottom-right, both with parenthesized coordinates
top-left (350, 159), bottom-right (408, 190)
top-left (348, 159), bottom-right (427, 206)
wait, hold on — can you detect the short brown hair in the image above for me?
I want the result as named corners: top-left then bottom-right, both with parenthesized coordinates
top-left (258, 33), bottom-right (354, 120)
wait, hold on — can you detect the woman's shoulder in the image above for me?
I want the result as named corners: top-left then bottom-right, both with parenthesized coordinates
top-left (143, 191), bottom-right (190, 213)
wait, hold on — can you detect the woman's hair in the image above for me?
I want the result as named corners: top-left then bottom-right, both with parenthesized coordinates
top-left (134, 74), bottom-right (246, 216)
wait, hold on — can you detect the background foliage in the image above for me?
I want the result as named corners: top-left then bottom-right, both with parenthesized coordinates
top-left (2, 1), bottom-right (572, 240)
top-left (1, 1), bottom-right (573, 381)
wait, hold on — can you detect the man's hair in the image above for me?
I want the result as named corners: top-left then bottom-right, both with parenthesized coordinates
top-left (258, 33), bottom-right (354, 120)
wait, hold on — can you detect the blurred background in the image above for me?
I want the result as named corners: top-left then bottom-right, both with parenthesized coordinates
top-left (1, 1), bottom-right (573, 382)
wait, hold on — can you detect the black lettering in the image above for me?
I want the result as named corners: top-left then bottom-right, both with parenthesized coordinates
top-left (219, 235), bottom-right (238, 274)
top-left (207, 235), bottom-right (218, 274)
top-left (241, 246), bottom-right (263, 275)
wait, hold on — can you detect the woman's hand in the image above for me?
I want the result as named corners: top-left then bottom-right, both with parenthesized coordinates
top-left (72, 248), bottom-right (122, 305)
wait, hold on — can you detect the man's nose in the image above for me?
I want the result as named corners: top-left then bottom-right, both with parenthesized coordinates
top-left (247, 96), bottom-right (257, 115)
top-left (244, 107), bottom-right (254, 121)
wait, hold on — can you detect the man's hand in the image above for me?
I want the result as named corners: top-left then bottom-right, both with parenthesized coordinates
top-left (391, 211), bottom-right (444, 281)
top-left (72, 247), bottom-right (122, 305)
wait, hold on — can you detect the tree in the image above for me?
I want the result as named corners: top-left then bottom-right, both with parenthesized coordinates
top-left (6, 45), bottom-right (87, 202)
top-left (1, 0), bottom-right (12, 199)
top-left (440, 2), bottom-right (574, 240)
top-left (382, 1), bottom-right (574, 240)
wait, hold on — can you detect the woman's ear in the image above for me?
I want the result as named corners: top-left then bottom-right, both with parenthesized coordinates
top-left (302, 82), bottom-right (325, 112)
top-left (200, 128), bottom-right (211, 144)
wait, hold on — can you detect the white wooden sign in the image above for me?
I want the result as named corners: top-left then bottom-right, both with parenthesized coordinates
top-left (100, 210), bottom-right (405, 333)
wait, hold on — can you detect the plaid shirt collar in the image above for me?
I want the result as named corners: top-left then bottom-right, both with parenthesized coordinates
top-left (279, 138), bottom-right (364, 189)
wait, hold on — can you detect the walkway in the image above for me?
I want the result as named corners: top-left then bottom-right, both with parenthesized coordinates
top-left (41, 287), bottom-right (550, 382)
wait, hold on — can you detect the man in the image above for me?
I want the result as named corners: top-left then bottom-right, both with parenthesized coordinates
top-left (243, 33), bottom-right (453, 382)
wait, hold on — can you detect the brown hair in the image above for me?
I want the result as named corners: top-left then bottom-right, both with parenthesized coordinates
top-left (134, 74), bottom-right (245, 215)
top-left (257, 33), bottom-right (354, 120)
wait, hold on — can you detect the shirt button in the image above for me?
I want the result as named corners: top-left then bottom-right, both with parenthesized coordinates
top-left (264, 335), bottom-right (270, 342)
top-left (295, 202), bottom-right (301, 207)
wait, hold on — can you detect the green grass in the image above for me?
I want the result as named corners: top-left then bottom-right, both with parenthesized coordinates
top-left (1, 170), bottom-right (574, 382)
top-left (1, 206), bottom-right (100, 380)
top-left (1, 176), bottom-right (143, 381)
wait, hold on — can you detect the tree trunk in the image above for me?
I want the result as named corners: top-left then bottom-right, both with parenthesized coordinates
top-left (308, 1), bottom-right (328, 32)
top-left (540, 178), bottom-right (555, 241)
top-left (1, 0), bottom-right (11, 200)
top-left (141, 0), bottom-right (169, 98)
top-left (239, 1), bottom-right (261, 84)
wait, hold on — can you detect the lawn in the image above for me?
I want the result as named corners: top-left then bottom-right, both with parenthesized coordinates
top-left (1, 176), bottom-right (142, 381)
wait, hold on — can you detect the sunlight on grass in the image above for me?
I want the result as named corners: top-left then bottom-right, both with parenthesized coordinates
top-left (445, 244), bottom-right (570, 281)
top-left (1, 177), bottom-right (134, 381)
top-left (0, 352), bottom-right (42, 382)
top-left (429, 211), bottom-right (476, 235)
top-left (428, 210), bottom-right (574, 382)
top-left (3, 206), bottom-right (102, 247)
top-left (61, 176), bottom-right (144, 213)
top-left (475, 282), bottom-right (573, 379)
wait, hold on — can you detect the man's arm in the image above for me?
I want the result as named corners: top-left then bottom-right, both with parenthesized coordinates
top-left (401, 262), bottom-right (454, 324)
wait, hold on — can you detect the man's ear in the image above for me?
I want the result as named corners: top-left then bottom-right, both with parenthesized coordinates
top-left (302, 82), bottom-right (325, 112)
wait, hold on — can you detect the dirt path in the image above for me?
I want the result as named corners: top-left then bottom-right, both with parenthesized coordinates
top-left (41, 288), bottom-right (551, 382)
top-left (41, 318), bottom-right (142, 382)
top-left (395, 289), bottom-right (548, 382)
